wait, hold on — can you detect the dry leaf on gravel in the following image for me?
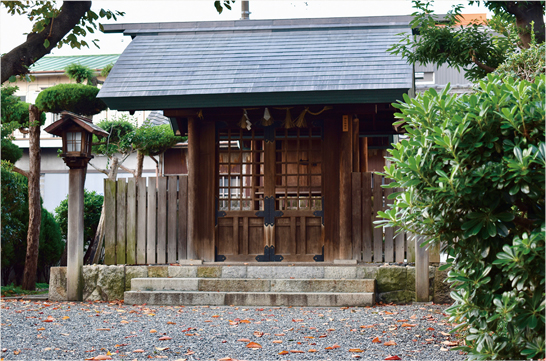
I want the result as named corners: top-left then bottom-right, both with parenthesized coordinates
top-left (384, 341), bottom-right (397, 346)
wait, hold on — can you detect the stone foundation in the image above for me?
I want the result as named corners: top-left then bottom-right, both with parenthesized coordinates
top-left (49, 264), bottom-right (453, 304)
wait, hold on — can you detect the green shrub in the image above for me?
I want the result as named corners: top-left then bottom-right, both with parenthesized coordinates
top-left (379, 73), bottom-right (545, 359)
top-left (64, 63), bottom-right (95, 84)
top-left (54, 189), bottom-right (104, 248)
top-left (132, 122), bottom-right (182, 156)
top-left (1, 167), bottom-right (63, 285)
top-left (92, 117), bottom-right (136, 157)
top-left (35, 83), bottom-right (107, 116)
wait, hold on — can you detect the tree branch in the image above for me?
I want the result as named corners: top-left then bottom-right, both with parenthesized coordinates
top-left (1, 1), bottom-right (92, 83)
top-left (88, 161), bottom-right (108, 175)
top-left (118, 163), bottom-right (136, 177)
top-left (12, 166), bottom-right (29, 178)
top-left (471, 52), bottom-right (496, 73)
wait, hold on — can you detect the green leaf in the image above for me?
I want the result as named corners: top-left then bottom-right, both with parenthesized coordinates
top-left (43, 38), bottom-right (50, 48)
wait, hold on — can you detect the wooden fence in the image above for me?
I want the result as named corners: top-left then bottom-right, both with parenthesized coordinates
top-left (103, 174), bottom-right (438, 265)
top-left (103, 176), bottom-right (188, 265)
top-left (351, 172), bottom-right (439, 263)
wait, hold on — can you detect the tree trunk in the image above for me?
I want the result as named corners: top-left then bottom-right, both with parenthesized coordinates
top-left (504, 2), bottom-right (546, 48)
top-left (136, 152), bottom-right (144, 178)
top-left (1, 1), bottom-right (92, 83)
top-left (21, 105), bottom-right (42, 290)
top-left (88, 157), bottom-right (119, 264)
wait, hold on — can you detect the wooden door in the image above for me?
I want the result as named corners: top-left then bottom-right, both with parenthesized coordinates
top-left (216, 124), bottom-right (323, 262)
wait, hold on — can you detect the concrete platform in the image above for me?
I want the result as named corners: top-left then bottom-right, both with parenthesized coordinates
top-left (124, 290), bottom-right (375, 307)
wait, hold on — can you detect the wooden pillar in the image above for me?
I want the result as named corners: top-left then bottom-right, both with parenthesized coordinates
top-left (322, 119), bottom-right (340, 262)
top-left (339, 114), bottom-right (353, 260)
top-left (187, 117), bottom-right (199, 260)
top-left (360, 137), bottom-right (368, 172)
top-left (187, 117), bottom-right (216, 262)
top-left (67, 167), bottom-right (86, 300)
top-left (415, 234), bottom-right (430, 302)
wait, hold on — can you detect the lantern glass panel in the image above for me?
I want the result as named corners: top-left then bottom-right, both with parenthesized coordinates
top-left (66, 131), bottom-right (82, 152)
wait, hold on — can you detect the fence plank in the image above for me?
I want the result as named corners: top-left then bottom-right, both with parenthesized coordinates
top-left (167, 176), bottom-right (178, 263)
top-left (136, 177), bottom-right (147, 264)
top-left (156, 177), bottom-right (167, 264)
top-left (116, 178), bottom-right (127, 265)
top-left (394, 188), bottom-right (405, 263)
top-left (351, 173), bottom-right (362, 261)
top-left (147, 177), bottom-right (157, 264)
top-left (362, 172), bottom-right (373, 262)
top-left (407, 233), bottom-right (416, 263)
top-left (126, 178), bottom-right (137, 265)
top-left (372, 173), bottom-right (383, 263)
top-left (104, 179), bottom-right (116, 265)
top-left (429, 241), bottom-right (440, 263)
top-left (178, 176), bottom-right (188, 260)
top-left (384, 184), bottom-right (394, 263)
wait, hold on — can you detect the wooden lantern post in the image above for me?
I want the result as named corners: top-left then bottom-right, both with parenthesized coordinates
top-left (45, 112), bottom-right (109, 301)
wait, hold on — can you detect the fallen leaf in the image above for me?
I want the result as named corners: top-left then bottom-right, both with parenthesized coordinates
top-left (442, 341), bottom-right (458, 346)
top-left (167, 321), bottom-right (176, 325)
top-left (291, 350), bottom-right (304, 353)
top-left (237, 338), bottom-right (250, 342)
top-left (246, 342), bottom-right (262, 349)
top-left (62, 316), bottom-right (70, 320)
top-left (115, 344), bottom-right (128, 347)
top-left (384, 341), bottom-right (397, 346)
top-left (349, 348), bottom-right (364, 352)
top-left (304, 336), bottom-right (314, 339)
top-left (360, 325), bottom-right (374, 329)
top-left (308, 349), bottom-right (317, 353)
top-left (159, 336), bottom-right (172, 341)
top-left (272, 340), bottom-right (282, 344)
top-left (149, 329), bottom-right (157, 333)
top-left (13, 350), bottom-right (20, 355)
top-left (372, 337), bottom-right (381, 343)
top-left (425, 338), bottom-right (434, 342)
top-left (155, 347), bottom-right (169, 351)
top-left (441, 347), bottom-right (449, 351)
top-left (37, 327), bottom-right (45, 331)
top-left (352, 355), bottom-right (362, 359)
top-left (274, 333), bottom-right (285, 336)
top-left (92, 356), bottom-right (112, 360)
top-left (292, 319), bottom-right (303, 322)
top-left (278, 351), bottom-right (289, 355)
top-left (96, 328), bottom-right (111, 331)
top-left (410, 315), bottom-right (417, 319)
top-left (396, 319), bottom-right (408, 322)
top-left (253, 331), bottom-right (264, 337)
top-left (401, 323), bottom-right (416, 327)
top-left (427, 327), bottom-right (435, 331)
top-left (384, 356), bottom-right (401, 360)
top-left (60, 333), bottom-right (70, 336)
top-left (132, 349), bottom-right (145, 353)
top-left (440, 332), bottom-right (451, 336)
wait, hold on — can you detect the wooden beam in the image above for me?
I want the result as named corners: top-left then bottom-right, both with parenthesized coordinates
top-left (322, 119), bottom-right (340, 262)
top-left (187, 117), bottom-right (199, 260)
top-left (339, 114), bottom-right (353, 260)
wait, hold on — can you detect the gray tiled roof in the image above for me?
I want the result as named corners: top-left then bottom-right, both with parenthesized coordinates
top-left (98, 17), bottom-right (412, 110)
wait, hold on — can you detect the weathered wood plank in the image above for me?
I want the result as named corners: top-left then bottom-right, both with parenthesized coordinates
top-left (116, 179), bottom-right (127, 265)
top-left (384, 184), bottom-right (394, 263)
top-left (136, 177), bottom-right (147, 264)
top-left (322, 120), bottom-right (340, 262)
top-left (167, 176), bottom-right (177, 263)
top-left (233, 216), bottom-right (239, 255)
top-left (415, 234), bottom-right (429, 301)
top-left (200, 122), bottom-right (216, 261)
top-left (299, 217), bottom-right (306, 255)
top-left (147, 177), bottom-right (157, 264)
top-left (290, 216), bottom-right (297, 255)
top-left (429, 241), bottom-right (440, 263)
top-left (407, 233), bottom-right (416, 263)
top-left (126, 178), bottom-right (137, 265)
top-left (156, 177), bottom-right (167, 264)
top-left (178, 176), bottom-right (188, 260)
top-left (394, 187), bottom-right (405, 263)
top-left (104, 179), bottom-right (116, 265)
top-left (373, 173), bottom-right (383, 263)
top-left (362, 172), bottom-right (372, 262)
top-left (351, 172), bottom-right (362, 261)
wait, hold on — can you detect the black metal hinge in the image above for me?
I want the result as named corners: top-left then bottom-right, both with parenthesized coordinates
top-left (313, 246), bottom-right (324, 262)
top-left (215, 246), bottom-right (226, 262)
top-left (255, 245), bottom-right (284, 262)
top-left (255, 196), bottom-right (283, 226)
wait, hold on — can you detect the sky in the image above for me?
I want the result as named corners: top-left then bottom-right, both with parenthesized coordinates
top-left (0, 1), bottom-right (489, 57)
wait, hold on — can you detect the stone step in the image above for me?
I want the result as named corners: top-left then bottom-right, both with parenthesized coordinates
top-left (124, 290), bottom-right (374, 307)
top-left (130, 278), bottom-right (375, 293)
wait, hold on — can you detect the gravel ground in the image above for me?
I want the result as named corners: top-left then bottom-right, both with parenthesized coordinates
top-left (1, 299), bottom-right (466, 361)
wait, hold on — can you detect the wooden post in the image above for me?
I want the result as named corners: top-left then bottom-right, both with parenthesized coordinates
top-left (415, 234), bottom-right (430, 302)
top-left (187, 117), bottom-right (199, 260)
top-left (67, 168), bottom-right (85, 300)
top-left (339, 115), bottom-right (353, 260)
top-left (104, 179), bottom-right (116, 265)
top-left (322, 120), bottom-right (340, 262)
top-left (187, 118), bottom-right (216, 261)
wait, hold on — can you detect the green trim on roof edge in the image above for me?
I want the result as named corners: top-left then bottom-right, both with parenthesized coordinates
top-left (100, 88), bottom-right (410, 111)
